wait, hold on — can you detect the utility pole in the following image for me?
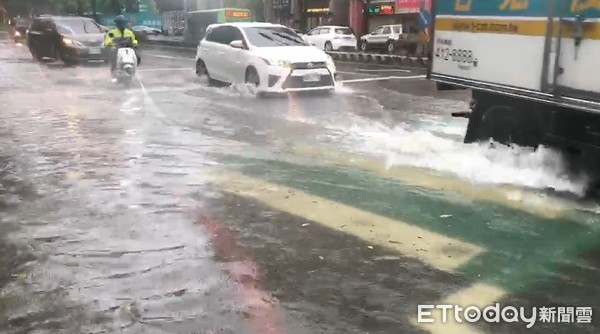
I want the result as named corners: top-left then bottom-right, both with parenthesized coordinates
top-left (364, 0), bottom-right (371, 36)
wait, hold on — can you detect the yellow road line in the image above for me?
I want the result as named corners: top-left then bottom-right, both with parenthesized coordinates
top-left (410, 283), bottom-right (507, 334)
top-left (210, 170), bottom-right (485, 273)
top-left (289, 144), bottom-right (578, 220)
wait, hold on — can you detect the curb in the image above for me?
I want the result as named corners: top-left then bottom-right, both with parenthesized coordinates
top-left (326, 51), bottom-right (429, 68)
top-left (144, 39), bottom-right (430, 68)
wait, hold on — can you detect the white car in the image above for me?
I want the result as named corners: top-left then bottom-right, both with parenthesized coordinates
top-left (195, 22), bottom-right (337, 94)
top-left (302, 25), bottom-right (357, 52)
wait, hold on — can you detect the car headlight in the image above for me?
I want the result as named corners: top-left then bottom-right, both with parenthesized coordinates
top-left (14, 31), bottom-right (21, 37)
top-left (62, 37), bottom-right (84, 47)
top-left (261, 58), bottom-right (291, 68)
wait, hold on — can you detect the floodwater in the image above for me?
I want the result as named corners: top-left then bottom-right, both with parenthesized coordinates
top-left (0, 40), bottom-right (599, 334)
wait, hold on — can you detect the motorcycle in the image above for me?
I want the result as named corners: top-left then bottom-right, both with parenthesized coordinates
top-left (108, 35), bottom-right (138, 84)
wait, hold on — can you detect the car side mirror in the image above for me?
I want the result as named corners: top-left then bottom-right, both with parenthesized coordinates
top-left (230, 40), bottom-right (245, 49)
top-left (108, 32), bottom-right (114, 38)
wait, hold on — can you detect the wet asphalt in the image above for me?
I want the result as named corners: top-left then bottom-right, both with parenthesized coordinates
top-left (1, 38), bottom-right (599, 334)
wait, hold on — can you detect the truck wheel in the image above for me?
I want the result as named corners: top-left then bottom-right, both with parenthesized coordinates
top-left (465, 92), bottom-right (541, 148)
top-left (480, 105), bottom-right (524, 146)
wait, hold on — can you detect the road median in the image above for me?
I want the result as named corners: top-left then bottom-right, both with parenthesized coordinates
top-left (144, 37), bottom-right (429, 68)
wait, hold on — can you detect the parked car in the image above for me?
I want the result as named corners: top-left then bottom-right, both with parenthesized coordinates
top-left (27, 15), bottom-right (107, 65)
top-left (195, 22), bottom-right (337, 94)
top-left (359, 24), bottom-right (421, 54)
top-left (302, 25), bottom-right (357, 51)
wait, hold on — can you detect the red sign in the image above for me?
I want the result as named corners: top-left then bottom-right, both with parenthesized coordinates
top-left (225, 10), bottom-right (250, 18)
top-left (380, 5), bottom-right (394, 14)
top-left (395, 0), bottom-right (420, 13)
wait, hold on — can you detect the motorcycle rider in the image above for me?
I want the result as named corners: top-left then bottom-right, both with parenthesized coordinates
top-left (104, 15), bottom-right (140, 79)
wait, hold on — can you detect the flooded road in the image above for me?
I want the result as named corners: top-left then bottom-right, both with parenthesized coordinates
top-left (1, 39), bottom-right (599, 334)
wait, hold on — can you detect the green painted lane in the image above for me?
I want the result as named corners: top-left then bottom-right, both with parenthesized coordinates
top-left (212, 154), bottom-right (600, 295)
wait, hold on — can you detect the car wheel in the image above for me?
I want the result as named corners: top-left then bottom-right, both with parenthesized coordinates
top-left (360, 40), bottom-right (368, 52)
top-left (324, 41), bottom-right (333, 51)
top-left (30, 48), bottom-right (42, 62)
top-left (58, 49), bottom-right (77, 66)
top-left (195, 59), bottom-right (208, 77)
top-left (386, 41), bottom-right (396, 54)
top-left (196, 59), bottom-right (218, 85)
top-left (245, 67), bottom-right (260, 87)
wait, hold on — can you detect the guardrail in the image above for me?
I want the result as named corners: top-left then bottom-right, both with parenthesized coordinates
top-left (144, 38), bottom-right (430, 68)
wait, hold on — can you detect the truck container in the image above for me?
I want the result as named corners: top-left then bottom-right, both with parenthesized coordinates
top-left (428, 0), bottom-right (600, 194)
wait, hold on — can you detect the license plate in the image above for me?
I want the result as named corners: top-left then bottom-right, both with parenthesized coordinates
top-left (303, 73), bottom-right (320, 82)
top-left (88, 47), bottom-right (101, 54)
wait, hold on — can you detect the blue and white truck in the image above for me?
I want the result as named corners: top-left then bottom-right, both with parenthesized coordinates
top-left (428, 0), bottom-right (600, 193)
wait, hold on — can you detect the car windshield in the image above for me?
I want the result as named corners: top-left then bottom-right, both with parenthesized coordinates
top-left (242, 26), bottom-right (308, 47)
top-left (55, 19), bottom-right (103, 34)
top-left (334, 27), bottom-right (353, 35)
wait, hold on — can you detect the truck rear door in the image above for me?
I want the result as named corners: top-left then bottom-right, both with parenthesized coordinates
top-left (545, 0), bottom-right (600, 101)
top-left (430, 0), bottom-right (552, 92)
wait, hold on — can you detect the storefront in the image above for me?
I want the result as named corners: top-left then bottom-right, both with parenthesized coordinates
top-left (272, 0), bottom-right (293, 26)
top-left (304, 0), bottom-right (331, 30)
top-left (394, 0), bottom-right (420, 32)
top-left (366, 0), bottom-right (398, 32)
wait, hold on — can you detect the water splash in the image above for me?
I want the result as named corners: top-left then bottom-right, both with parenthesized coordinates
top-left (325, 120), bottom-right (588, 196)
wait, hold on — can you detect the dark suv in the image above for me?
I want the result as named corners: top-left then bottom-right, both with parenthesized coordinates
top-left (27, 15), bottom-right (107, 65)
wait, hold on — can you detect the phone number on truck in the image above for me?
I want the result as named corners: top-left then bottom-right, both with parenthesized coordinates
top-left (435, 48), bottom-right (477, 64)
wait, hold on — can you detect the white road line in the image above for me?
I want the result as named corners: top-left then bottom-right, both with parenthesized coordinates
top-left (147, 44), bottom-right (195, 50)
top-left (144, 53), bottom-right (187, 60)
top-left (210, 170), bottom-right (485, 273)
top-left (357, 68), bottom-right (411, 73)
top-left (340, 75), bottom-right (426, 83)
top-left (336, 70), bottom-right (376, 77)
top-left (138, 68), bottom-right (190, 72)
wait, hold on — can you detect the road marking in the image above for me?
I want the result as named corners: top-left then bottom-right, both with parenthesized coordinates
top-left (146, 44), bottom-right (195, 51)
top-left (409, 283), bottom-right (506, 334)
top-left (138, 68), bottom-right (190, 72)
top-left (144, 53), bottom-right (186, 60)
top-left (357, 68), bottom-right (411, 73)
top-left (289, 145), bottom-right (576, 220)
top-left (336, 70), bottom-right (377, 77)
top-left (339, 75), bottom-right (426, 83)
top-left (210, 170), bottom-right (485, 273)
